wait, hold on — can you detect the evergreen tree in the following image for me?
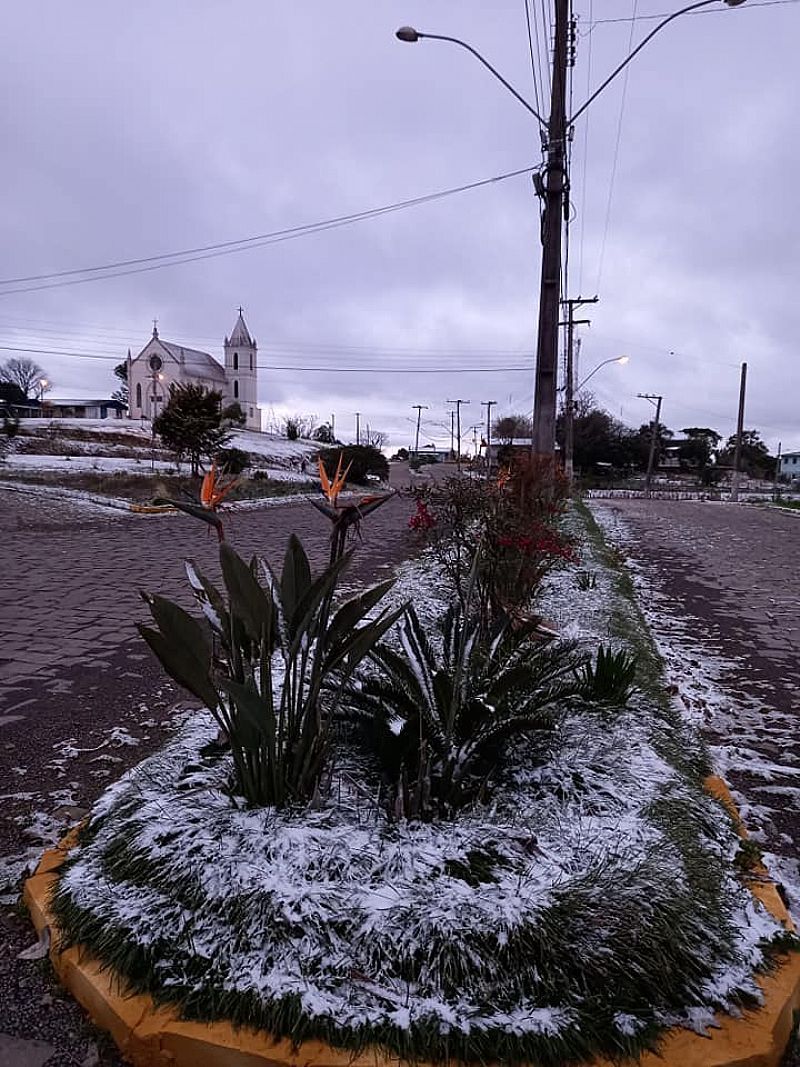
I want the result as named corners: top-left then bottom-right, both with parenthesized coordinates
top-left (153, 384), bottom-right (231, 476)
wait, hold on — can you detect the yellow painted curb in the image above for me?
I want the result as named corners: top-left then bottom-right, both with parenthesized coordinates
top-left (129, 503), bottom-right (178, 514)
top-left (24, 778), bottom-right (800, 1067)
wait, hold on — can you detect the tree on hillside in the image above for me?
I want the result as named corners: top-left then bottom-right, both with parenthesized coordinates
top-left (718, 429), bottom-right (774, 478)
top-left (679, 427), bottom-right (721, 470)
top-left (313, 423), bottom-right (336, 445)
top-left (0, 357), bottom-right (46, 398)
top-left (153, 384), bottom-right (231, 476)
top-left (112, 362), bottom-right (129, 406)
top-left (493, 414), bottom-right (533, 443)
top-left (284, 413), bottom-right (317, 440)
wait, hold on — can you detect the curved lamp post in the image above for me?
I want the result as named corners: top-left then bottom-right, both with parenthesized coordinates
top-left (396, 0), bottom-right (747, 459)
top-left (575, 355), bottom-right (629, 394)
top-left (564, 356), bottom-right (629, 480)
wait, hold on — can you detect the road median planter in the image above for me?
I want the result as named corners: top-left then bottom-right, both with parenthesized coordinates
top-left (24, 776), bottom-right (800, 1067)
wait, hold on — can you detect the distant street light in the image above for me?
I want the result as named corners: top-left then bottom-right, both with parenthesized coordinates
top-left (36, 377), bottom-right (49, 410)
top-left (564, 356), bottom-right (629, 481)
top-left (396, 0), bottom-right (748, 459)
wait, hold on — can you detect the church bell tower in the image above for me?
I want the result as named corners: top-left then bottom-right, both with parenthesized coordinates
top-left (224, 308), bottom-right (260, 431)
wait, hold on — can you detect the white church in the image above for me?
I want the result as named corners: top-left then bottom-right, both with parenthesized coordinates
top-left (127, 310), bottom-right (261, 431)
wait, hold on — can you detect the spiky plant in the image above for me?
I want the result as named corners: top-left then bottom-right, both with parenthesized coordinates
top-left (345, 601), bottom-right (584, 820)
top-left (577, 644), bottom-right (638, 707)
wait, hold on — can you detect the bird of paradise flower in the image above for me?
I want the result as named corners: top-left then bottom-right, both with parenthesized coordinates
top-left (310, 453), bottom-right (395, 564)
top-left (154, 462), bottom-right (239, 542)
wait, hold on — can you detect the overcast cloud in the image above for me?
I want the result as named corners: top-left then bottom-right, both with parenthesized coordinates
top-left (1, 0), bottom-right (797, 452)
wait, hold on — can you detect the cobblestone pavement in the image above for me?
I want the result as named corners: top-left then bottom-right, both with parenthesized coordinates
top-left (0, 476), bottom-right (419, 1066)
top-left (592, 500), bottom-right (800, 891)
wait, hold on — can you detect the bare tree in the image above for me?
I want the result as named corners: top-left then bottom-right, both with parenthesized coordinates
top-left (0, 357), bottom-right (47, 398)
top-left (363, 428), bottom-right (388, 449)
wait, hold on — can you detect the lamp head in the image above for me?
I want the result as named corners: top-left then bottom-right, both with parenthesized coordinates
top-left (616, 356), bottom-right (629, 366)
top-left (723, 0), bottom-right (747, 6)
top-left (396, 26), bottom-right (421, 42)
top-left (39, 378), bottom-right (49, 386)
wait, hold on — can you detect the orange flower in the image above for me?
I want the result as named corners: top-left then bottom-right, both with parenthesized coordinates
top-left (496, 466), bottom-right (511, 491)
top-left (200, 462), bottom-right (239, 510)
top-left (318, 454), bottom-right (352, 506)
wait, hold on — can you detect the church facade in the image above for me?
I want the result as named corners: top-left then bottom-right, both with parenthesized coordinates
top-left (127, 310), bottom-right (261, 431)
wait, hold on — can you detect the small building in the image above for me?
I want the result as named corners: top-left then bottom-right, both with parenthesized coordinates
top-left (778, 451), bottom-right (800, 481)
top-left (40, 398), bottom-right (126, 420)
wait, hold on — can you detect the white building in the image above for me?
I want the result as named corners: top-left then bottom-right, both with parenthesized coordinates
top-left (127, 310), bottom-right (261, 431)
top-left (778, 451), bottom-right (800, 482)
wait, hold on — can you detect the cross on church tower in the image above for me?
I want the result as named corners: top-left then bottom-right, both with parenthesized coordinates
top-left (152, 318), bottom-right (159, 338)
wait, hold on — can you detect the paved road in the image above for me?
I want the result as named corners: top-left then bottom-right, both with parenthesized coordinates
top-left (0, 476), bottom-right (418, 1066)
top-left (592, 499), bottom-right (800, 909)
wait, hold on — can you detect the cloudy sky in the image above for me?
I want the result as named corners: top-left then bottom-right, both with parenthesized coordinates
top-left (1, 0), bottom-right (797, 452)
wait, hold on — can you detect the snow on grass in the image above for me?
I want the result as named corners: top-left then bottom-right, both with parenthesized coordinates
top-left (50, 507), bottom-right (792, 1065)
top-left (589, 501), bottom-right (800, 915)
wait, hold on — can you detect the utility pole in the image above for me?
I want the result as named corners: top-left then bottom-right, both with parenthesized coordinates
top-left (447, 399), bottom-right (470, 473)
top-left (532, 0), bottom-right (570, 456)
top-left (330, 412), bottom-right (335, 440)
top-left (355, 411), bottom-right (361, 446)
top-left (730, 361), bottom-right (747, 503)
top-left (481, 400), bottom-right (497, 479)
top-left (412, 404), bottom-right (428, 456)
top-left (449, 410), bottom-right (455, 460)
top-left (561, 296), bottom-right (597, 483)
top-left (638, 393), bottom-right (663, 494)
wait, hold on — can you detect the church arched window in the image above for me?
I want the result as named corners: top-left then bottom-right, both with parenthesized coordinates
top-left (136, 383), bottom-right (142, 407)
top-left (250, 353), bottom-right (253, 371)
top-left (233, 352), bottom-right (238, 370)
top-left (233, 380), bottom-right (239, 399)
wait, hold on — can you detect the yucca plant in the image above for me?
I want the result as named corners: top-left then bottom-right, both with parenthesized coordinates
top-left (139, 534), bottom-right (405, 807)
top-left (577, 644), bottom-right (638, 707)
top-left (345, 594), bottom-right (584, 820)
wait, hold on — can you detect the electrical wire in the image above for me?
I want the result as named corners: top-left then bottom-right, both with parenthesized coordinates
top-left (594, 0), bottom-right (638, 293)
top-left (589, 0), bottom-right (798, 25)
top-left (577, 0), bottom-right (593, 292)
top-left (537, 0), bottom-right (553, 96)
top-left (523, 0), bottom-right (543, 118)
top-left (0, 166), bottom-right (535, 297)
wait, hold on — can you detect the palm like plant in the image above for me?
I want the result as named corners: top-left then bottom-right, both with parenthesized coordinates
top-left (347, 602), bottom-right (583, 820)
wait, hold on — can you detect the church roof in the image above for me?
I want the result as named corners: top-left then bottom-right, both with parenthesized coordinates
top-left (160, 341), bottom-right (226, 380)
top-left (227, 310), bottom-right (255, 348)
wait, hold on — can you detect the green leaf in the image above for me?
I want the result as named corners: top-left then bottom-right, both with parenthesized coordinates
top-left (280, 534), bottom-right (312, 623)
top-left (137, 623), bottom-right (219, 711)
top-left (220, 542), bottom-right (272, 642)
top-left (219, 677), bottom-right (275, 749)
top-left (325, 603), bottom-right (406, 676)
top-left (185, 560), bottom-right (229, 639)
top-left (326, 578), bottom-right (396, 649)
top-left (143, 593), bottom-right (211, 659)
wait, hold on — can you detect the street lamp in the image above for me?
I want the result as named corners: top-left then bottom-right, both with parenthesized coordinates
top-left (563, 356), bottom-right (629, 481)
top-left (575, 356), bottom-right (629, 394)
top-left (36, 378), bottom-right (49, 411)
top-left (396, 0), bottom-right (747, 458)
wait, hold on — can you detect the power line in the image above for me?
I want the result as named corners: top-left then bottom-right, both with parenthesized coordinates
top-left (595, 0), bottom-right (638, 293)
top-left (0, 343), bottom-right (532, 374)
top-left (523, 0), bottom-right (543, 118)
top-left (577, 0), bottom-right (593, 292)
top-left (0, 166), bottom-right (535, 297)
top-left (589, 0), bottom-right (798, 26)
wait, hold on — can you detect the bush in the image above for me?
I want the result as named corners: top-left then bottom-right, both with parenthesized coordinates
top-left (215, 446), bottom-right (250, 475)
top-left (318, 444), bottom-right (388, 485)
top-left (221, 401), bottom-right (247, 427)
